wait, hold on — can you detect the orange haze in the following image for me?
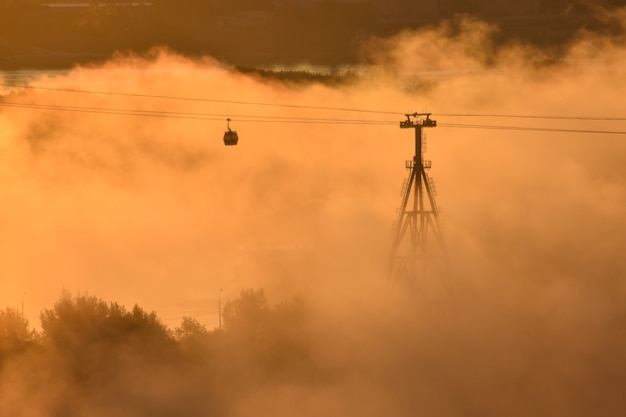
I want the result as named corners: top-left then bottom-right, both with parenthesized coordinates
top-left (1, 16), bottom-right (626, 416)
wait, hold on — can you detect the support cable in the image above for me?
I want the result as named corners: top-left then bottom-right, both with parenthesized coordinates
top-left (4, 83), bottom-right (626, 122)
top-left (2, 93), bottom-right (626, 134)
top-left (0, 83), bottom-right (402, 116)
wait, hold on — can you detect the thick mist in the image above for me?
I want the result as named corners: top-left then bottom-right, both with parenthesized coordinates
top-left (1, 17), bottom-right (626, 417)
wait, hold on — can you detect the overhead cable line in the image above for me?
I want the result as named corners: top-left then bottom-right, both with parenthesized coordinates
top-left (0, 101), bottom-right (223, 121)
top-left (0, 101), bottom-right (397, 125)
top-left (2, 101), bottom-right (626, 133)
top-left (3, 97), bottom-right (626, 134)
top-left (4, 83), bottom-right (626, 122)
top-left (3, 101), bottom-right (626, 133)
top-left (0, 83), bottom-right (402, 116)
top-left (440, 113), bottom-right (626, 121)
top-left (439, 123), bottom-right (626, 136)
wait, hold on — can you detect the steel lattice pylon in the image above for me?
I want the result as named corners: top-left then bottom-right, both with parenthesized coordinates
top-left (389, 113), bottom-right (446, 286)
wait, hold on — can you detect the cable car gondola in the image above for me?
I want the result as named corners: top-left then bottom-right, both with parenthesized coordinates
top-left (223, 118), bottom-right (239, 146)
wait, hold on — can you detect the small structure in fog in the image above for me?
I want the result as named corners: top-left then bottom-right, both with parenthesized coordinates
top-left (223, 118), bottom-right (239, 146)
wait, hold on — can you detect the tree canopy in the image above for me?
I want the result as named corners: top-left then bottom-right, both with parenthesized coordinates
top-left (0, 307), bottom-right (37, 354)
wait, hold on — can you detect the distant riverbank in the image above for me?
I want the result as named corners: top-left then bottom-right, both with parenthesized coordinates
top-left (1, 3), bottom-right (621, 72)
top-left (0, 65), bottom-right (367, 89)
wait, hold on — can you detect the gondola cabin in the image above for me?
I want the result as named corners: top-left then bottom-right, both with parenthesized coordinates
top-left (223, 130), bottom-right (238, 146)
top-left (223, 118), bottom-right (239, 146)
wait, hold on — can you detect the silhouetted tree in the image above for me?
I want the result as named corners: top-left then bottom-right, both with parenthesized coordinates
top-left (0, 307), bottom-right (37, 355)
top-left (40, 292), bottom-right (172, 347)
top-left (40, 293), bottom-right (175, 383)
top-left (174, 316), bottom-right (209, 342)
top-left (222, 288), bottom-right (270, 334)
top-left (217, 289), bottom-right (320, 388)
top-left (37, 293), bottom-right (188, 416)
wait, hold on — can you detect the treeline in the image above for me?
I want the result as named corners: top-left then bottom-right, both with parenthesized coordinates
top-left (0, 289), bottom-right (323, 416)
